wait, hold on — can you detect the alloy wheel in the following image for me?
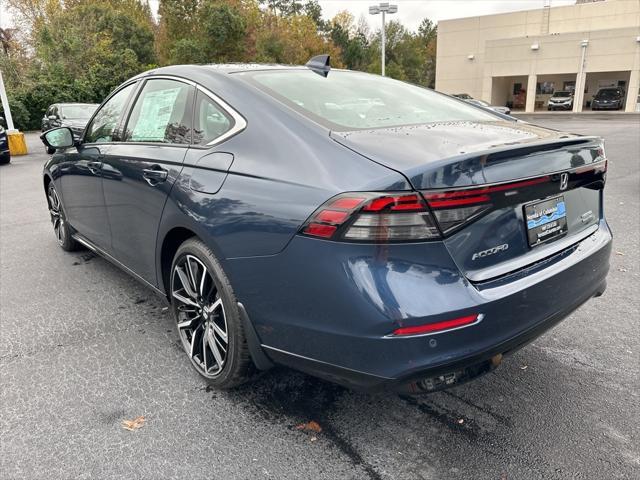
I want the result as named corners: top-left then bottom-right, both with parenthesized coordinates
top-left (172, 254), bottom-right (229, 378)
top-left (47, 184), bottom-right (66, 246)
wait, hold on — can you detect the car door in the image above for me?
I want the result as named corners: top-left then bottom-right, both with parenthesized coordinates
top-left (101, 77), bottom-right (195, 285)
top-left (58, 83), bottom-right (137, 248)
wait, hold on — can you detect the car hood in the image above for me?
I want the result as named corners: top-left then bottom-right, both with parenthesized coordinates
top-left (330, 120), bottom-right (588, 189)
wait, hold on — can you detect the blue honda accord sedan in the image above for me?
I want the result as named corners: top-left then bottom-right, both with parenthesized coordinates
top-left (41, 59), bottom-right (611, 394)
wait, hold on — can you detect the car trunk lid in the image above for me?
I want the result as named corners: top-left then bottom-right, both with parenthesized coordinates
top-left (331, 121), bottom-right (607, 282)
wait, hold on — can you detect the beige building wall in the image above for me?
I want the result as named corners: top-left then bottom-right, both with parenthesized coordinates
top-left (436, 0), bottom-right (640, 112)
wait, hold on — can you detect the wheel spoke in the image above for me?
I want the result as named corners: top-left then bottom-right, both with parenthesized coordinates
top-left (175, 266), bottom-right (197, 299)
top-left (172, 291), bottom-right (199, 308)
top-left (213, 323), bottom-right (227, 343)
top-left (198, 264), bottom-right (208, 298)
top-left (177, 316), bottom-right (199, 329)
top-left (189, 326), bottom-right (202, 358)
top-left (207, 327), bottom-right (224, 366)
top-left (186, 256), bottom-right (198, 295)
top-left (203, 333), bottom-right (209, 372)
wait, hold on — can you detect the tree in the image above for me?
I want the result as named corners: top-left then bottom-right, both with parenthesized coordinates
top-left (329, 11), bottom-right (371, 70)
top-left (4, 0), bottom-right (157, 129)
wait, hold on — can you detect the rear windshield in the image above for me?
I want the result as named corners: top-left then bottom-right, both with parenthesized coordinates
top-left (60, 104), bottom-right (97, 119)
top-left (595, 89), bottom-right (622, 99)
top-left (243, 69), bottom-right (497, 130)
top-left (553, 91), bottom-right (571, 97)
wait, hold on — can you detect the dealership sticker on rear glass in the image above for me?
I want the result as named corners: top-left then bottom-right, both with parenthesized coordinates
top-left (524, 196), bottom-right (568, 247)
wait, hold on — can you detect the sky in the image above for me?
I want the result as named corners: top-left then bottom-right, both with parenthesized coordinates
top-left (1, 0), bottom-right (578, 31)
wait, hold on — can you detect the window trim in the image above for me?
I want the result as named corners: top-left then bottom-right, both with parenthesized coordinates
top-left (82, 80), bottom-right (140, 145)
top-left (194, 84), bottom-right (246, 147)
top-left (80, 75), bottom-right (247, 148)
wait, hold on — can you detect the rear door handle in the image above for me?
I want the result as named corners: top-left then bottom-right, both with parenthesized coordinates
top-left (143, 165), bottom-right (168, 186)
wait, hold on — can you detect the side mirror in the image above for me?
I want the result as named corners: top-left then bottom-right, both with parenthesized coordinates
top-left (48, 115), bottom-right (58, 121)
top-left (41, 127), bottom-right (75, 150)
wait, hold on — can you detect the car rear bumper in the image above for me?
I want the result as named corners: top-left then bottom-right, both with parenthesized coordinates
top-left (225, 220), bottom-right (612, 392)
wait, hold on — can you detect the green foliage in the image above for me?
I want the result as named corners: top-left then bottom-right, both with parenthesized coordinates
top-left (3, 0), bottom-right (156, 130)
top-left (162, 2), bottom-right (247, 64)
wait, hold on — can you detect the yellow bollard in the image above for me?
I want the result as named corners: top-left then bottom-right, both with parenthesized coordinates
top-left (7, 131), bottom-right (28, 155)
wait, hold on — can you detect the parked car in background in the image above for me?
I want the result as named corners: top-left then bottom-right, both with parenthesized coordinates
top-left (465, 98), bottom-right (511, 115)
top-left (41, 62), bottom-right (611, 395)
top-left (41, 103), bottom-right (99, 153)
top-left (0, 117), bottom-right (10, 165)
top-left (452, 93), bottom-right (473, 99)
top-left (591, 87), bottom-right (625, 110)
top-left (547, 91), bottom-right (574, 110)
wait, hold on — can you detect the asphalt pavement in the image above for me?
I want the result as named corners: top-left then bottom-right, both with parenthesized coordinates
top-left (1, 115), bottom-right (639, 480)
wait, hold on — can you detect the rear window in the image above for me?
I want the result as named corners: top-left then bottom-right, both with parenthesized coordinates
top-left (243, 69), bottom-right (497, 130)
top-left (60, 104), bottom-right (97, 119)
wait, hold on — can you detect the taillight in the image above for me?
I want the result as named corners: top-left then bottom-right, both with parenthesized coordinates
top-left (300, 192), bottom-right (440, 242)
top-left (422, 176), bottom-right (551, 234)
top-left (423, 191), bottom-right (492, 234)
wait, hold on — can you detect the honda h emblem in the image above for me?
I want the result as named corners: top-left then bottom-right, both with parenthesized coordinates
top-left (559, 172), bottom-right (569, 191)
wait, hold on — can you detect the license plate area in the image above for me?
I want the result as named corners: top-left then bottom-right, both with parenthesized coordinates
top-left (524, 196), bottom-right (568, 247)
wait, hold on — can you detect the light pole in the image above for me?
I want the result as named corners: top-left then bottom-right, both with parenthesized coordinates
top-left (369, 2), bottom-right (398, 76)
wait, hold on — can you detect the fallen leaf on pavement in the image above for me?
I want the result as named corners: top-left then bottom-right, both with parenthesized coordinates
top-left (457, 418), bottom-right (464, 424)
top-left (122, 416), bottom-right (145, 431)
top-left (295, 420), bottom-right (322, 433)
top-left (520, 365), bottom-right (528, 370)
top-left (618, 267), bottom-right (627, 272)
top-left (615, 251), bottom-right (625, 256)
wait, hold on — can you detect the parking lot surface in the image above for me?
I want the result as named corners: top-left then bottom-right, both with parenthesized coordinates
top-left (1, 115), bottom-right (639, 480)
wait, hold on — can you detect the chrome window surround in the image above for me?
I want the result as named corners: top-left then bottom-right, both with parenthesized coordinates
top-left (142, 75), bottom-right (247, 147)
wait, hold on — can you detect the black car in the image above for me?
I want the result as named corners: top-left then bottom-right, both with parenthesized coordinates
top-left (0, 116), bottom-right (10, 165)
top-left (41, 103), bottom-right (99, 153)
top-left (591, 88), bottom-right (625, 110)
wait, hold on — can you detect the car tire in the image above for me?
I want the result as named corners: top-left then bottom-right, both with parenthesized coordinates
top-left (0, 152), bottom-right (10, 165)
top-left (46, 182), bottom-right (80, 251)
top-left (170, 238), bottom-right (254, 389)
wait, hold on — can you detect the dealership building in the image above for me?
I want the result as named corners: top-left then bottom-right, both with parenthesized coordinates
top-left (435, 0), bottom-right (640, 112)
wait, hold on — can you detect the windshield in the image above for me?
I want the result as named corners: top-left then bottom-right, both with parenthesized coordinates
top-left (60, 104), bottom-right (97, 120)
top-left (595, 89), bottom-right (621, 99)
top-left (244, 70), bottom-right (497, 130)
top-left (552, 91), bottom-right (571, 97)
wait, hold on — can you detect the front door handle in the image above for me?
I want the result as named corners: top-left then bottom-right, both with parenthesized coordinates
top-left (143, 165), bottom-right (168, 186)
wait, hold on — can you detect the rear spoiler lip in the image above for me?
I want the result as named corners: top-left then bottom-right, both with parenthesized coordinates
top-left (402, 135), bottom-right (603, 190)
top-left (419, 157), bottom-right (607, 194)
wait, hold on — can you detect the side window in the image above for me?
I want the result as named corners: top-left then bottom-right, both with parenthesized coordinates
top-left (85, 83), bottom-right (136, 144)
top-left (124, 79), bottom-right (193, 144)
top-left (192, 91), bottom-right (234, 145)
